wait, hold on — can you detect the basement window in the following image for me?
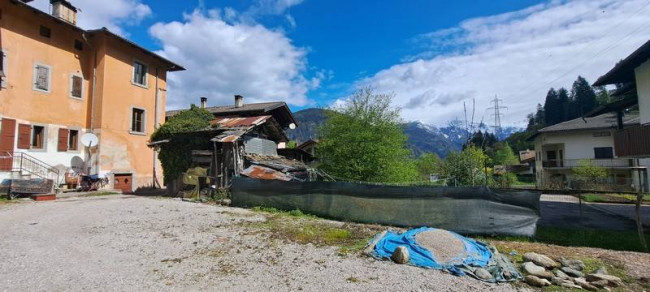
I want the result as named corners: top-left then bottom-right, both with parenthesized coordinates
top-left (31, 126), bottom-right (45, 149)
top-left (39, 25), bottom-right (51, 38)
top-left (131, 108), bottom-right (145, 134)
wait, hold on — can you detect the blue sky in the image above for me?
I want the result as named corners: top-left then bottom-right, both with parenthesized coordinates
top-left (30, 0), bottom-right (650, 127)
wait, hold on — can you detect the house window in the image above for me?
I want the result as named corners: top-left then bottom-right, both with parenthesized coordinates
top-left (594, 147), bottom-right (614, 159)
top-left (70, 74), bottom-right (83, 98)
top-left (33, 63), bottom-right (51, 93)
top-left (68, 129), bottom-right (78, 150)
top-left (0, 50), bottom-right (6, 88)
top-left (74, 39), bottom-right (83, 51)
top-left (132, 61), bottom-right (147, 86)
top-left (31, 126), bottom-right (45, 149)
top-left (39, 25), bottom-right (51, 38)
top-left (131, 108), bottom-right (145, 133)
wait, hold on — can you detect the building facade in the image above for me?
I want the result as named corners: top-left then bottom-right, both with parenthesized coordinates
top-left (532, 113), bottom-right (648, 192)
top-left (0, 0), bottom-right (184, 192)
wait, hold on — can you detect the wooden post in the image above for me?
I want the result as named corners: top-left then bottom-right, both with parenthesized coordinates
top-left (636, 162), bottom-right (647, 250)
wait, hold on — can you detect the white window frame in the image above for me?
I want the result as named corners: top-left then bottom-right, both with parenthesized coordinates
top-left (69, 73), bottom-right (84, 99)
top-left (1, 50), bottom-right (7, 89)
top-left (33, 63), bottom-right (52, 93)
top-left (29, 124), bottom-right (47, 152)
top-left (129, 106), bottom-right (147, 135)
top-left (67, 128), bottom-right (81, 152)
top-left (131, 59), bottom-right (149, 88)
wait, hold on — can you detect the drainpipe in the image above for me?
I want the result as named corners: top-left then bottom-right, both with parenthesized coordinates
top-left (82, 33), bottom-right (98, 175)
top-left (152, 68), bottom-right (160, 188)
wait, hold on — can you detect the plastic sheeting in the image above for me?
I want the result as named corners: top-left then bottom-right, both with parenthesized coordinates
top-left (231, 178), bottom-right (541, 236)
top-left (370, 227), bottom-right (522, 282)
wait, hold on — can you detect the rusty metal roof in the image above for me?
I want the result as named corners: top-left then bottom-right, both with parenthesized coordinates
top-left (240, 165), bottom-right (292, 181)
top-left (211, 115), bottom-right (272, 129)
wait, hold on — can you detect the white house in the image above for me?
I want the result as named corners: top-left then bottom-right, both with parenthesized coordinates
top-left (531, 112), bottom-right (648, 192)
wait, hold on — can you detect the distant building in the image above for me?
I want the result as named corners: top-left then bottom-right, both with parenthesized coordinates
top-left (530, 112), bottom-right (647, 192)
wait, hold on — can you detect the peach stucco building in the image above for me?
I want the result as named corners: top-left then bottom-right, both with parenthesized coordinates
top-left (0, 0), bottom-right (184, 192)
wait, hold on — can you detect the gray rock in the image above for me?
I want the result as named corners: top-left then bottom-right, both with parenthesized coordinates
top-left (561, 266), bottom-right (584, 278)
top-left (474, 268), bottom-right (493, 281)
top-left (586, 273), bottom-right (623, 287)
top-left (523, 252), bottom-right (559, 269)
top-left (574, 277), bottom-right (599, 291)
top-left (522, 262), bottom-right (553, 279)
top-left (590, 279), bottom-right (609, 288)
top-left (553, 269), bottom-right (571, 280)
top-left (525, 275), bottom-right (551, 287)
top-left (559, 257), bottom-right (586, 271)
top-left (391, 246), bottom-right (409, 264)
top-left (552, 277), bottom-right (581, 289)
top-left (595, 266), bottom-right (608, 275)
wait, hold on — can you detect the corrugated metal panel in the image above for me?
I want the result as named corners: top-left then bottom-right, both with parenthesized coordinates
top-left (210, 115), bottom-right (271, 129)
top-left (244, 137), bottom-right (277, 156)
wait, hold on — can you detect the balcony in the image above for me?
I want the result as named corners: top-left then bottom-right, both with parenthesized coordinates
top-left (542, 158), bottom-right (635, 169)
top-left (614, 125), bottom-right (650, 157)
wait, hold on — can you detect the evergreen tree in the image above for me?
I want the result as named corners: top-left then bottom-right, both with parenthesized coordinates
top-left (570, 76), bottom-right (597, 118)
top-left (595, 86), bottom-right (612, 106)
top-left (543, 88), bottom-right (560, 125)
top-left (557, 88), bottom-right (570, 122)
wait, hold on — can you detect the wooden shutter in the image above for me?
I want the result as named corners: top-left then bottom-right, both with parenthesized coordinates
top-left (17, 124), bottom-right (31, 149)
top-left (36, 65), bottom-right (49, 90)
top-left (71, 75), bottom-right (82, 97)
top-left (58, 128), bottom-right (69, 152)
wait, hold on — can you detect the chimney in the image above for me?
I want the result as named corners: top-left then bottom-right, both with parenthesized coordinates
top-left (234, 95), bottom-right (244, 108)
top-left (50, 0), bottom-right (78, 25)
top-left (200, 97), bottom-right (207, 109)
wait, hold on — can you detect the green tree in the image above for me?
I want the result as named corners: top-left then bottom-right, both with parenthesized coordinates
top-left (570, 76), bottom-right (598, 118)
top-left (543, 88), bottom-right (560, 125)
top-left (442, 146), bottom-right (490, 186)
top-left (151, 105), bottom-right (214, 183)
top-left (316, 88), bottom-right (417, 183)
top-left (595, 86), bottom-right (612, 106)
top-left (416, 153), bottom-right (441, 181)
top-left (557, 87), bottom-right (571, 122)
top-left (572, 160), bottom-right (607, 184)
top-left (492, 142), bottom-right (519, 166)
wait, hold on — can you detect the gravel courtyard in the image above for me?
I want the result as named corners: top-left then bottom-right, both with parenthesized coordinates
top-left (0, 195), bottom-right (517, 292)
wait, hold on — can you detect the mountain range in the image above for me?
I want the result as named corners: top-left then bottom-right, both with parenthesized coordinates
top-left (287, 108), bottom-right (521, 158)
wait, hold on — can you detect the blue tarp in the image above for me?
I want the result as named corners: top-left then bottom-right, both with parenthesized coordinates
top-left (372, 227), bottom-right (491, 276)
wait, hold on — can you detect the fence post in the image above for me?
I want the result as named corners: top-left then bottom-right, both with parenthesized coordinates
top-left (636, 164), bottom-right (647, 251)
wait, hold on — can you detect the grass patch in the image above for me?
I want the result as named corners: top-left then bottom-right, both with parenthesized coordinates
top-left (482, 226), bottom-right (649, 252)
top-left (79, 191), bottom-right (119, 197)
top-left (0, 196), bottom-right (17, 204)
top-left (245, 207), bottom-right (382, 255)
top-left (581, 193), bottom-right (650, 204)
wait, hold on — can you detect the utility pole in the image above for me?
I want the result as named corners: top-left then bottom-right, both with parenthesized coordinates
top-left (487, 95), bottom-right (507, 140)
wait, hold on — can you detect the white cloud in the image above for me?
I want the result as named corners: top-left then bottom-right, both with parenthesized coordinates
top-left (362, 0), bottom-right (650, 127)
top-left (29, 0), bottom-right (151, 34)
top-left (149, 10), bottom-right (314, 109)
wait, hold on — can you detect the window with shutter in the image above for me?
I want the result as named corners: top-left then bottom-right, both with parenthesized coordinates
top-left (68, 130), bottom-right (78, 151)
top-left (32, 126), bottom-right (44, 149)
top-left (70, 75), bottom-right (82, 98)
top-left (0, 51), bottom-right (6, 89)
top-left (58, 128), bottom-right (68, 152)
top-left (33, 64), bottom-right (51, 92)
top-left (17, 124), bottom-right (31, 149)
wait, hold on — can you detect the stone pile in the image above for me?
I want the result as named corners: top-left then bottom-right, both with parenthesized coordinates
top-left (521, 252), bottom-right (623, 291)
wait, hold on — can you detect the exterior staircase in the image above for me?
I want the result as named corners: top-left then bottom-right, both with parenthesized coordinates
top-left (0, 152), bottom-right (60, 195)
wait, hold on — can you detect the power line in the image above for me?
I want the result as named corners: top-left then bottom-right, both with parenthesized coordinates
top-left (487, 95), bottom-right (507, 139)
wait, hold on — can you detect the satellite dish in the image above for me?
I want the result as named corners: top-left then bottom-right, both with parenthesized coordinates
top-left (289, 123), bottom-right (296, 130)
top-left (81, 133), bottom-right (99, 147)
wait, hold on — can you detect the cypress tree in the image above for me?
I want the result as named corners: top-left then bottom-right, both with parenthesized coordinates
top-left (543, 88), bottom-right (560, 125)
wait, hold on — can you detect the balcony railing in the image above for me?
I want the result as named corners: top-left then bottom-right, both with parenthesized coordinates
top-left (542, 158), bottom-right (635, 168)
top-left (614, 125), bottom-right (650, 157)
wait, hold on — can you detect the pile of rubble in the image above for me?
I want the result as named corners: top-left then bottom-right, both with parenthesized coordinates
top-left (521, 252), bottom-right (623, 290)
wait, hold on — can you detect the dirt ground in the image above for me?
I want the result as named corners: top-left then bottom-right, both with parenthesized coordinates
top-left (0, 195), bottom-right (518, 292)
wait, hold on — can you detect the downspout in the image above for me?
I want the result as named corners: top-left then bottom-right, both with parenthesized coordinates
top-left (153, 68), bottom-right (160, 188)
top-left (82, 33), bottom-right (98, 175)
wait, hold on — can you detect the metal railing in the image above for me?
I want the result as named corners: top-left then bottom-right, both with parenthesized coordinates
top-left (542, 158), bottom-right (635, 168)
top-left (0, 152), bottom-right (60, 184)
